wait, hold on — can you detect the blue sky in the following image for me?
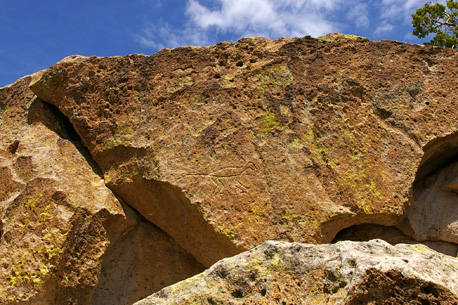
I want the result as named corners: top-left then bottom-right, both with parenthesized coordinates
top-left (1, 0), bottom-right (438, 87)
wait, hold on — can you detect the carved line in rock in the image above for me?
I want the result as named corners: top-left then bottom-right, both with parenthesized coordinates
top-left (32, 97), bottom-right (239, 265)
top-left (29, 100), bottom-right (206, 304)
top-left (29, 95), bottom-right (244, 268)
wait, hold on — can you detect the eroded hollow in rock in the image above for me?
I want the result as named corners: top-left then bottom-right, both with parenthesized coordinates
top-left (402, 132), bottom-right (458, 249)
top-left (347, 268), bottom-right (458, 305)
top-left (332, 224), bottom-right (413, 245)
top-left (414, 132), bottom-right (458, 182)
top-left (332, 132), bottom-right (458, 257)
top-left (7, 140), bottom-right (20, 154)
top-left (332, 224), bottom-right (458, 256)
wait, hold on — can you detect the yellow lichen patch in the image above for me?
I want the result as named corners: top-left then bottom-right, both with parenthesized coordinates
top-left (0, 103), bottom-right (7, 125)
top-left (29, 70), bottom-right (46, 88)
top-left (317, 33), bottom-right (369, 42)
top-left (8, 222), bottom-right (67, 295)
top-left (103, 122), bottom-right (135, 150)
top-left (3, 188), bottom-right (71, 301)
top-left (250, 200), bottom-right (266, 218)
top-left (252, 65), bottom-right (293, 95)
top-left (408, 244), bottom-right (432, 254)
top-left (260, 110), bottom-right (283, 134)
top-left (9, 237), bottom-right (66, 290)
top-left (25, 193), bottom-right (45, 210)
top-left (167, 76), bottom-right (194, 95)
top-left (219, 225), bottom-right (238, 241)
top-left (339, 164), bottom-right (384, 213)
top-left (38, 204), bottom-right (53, 222)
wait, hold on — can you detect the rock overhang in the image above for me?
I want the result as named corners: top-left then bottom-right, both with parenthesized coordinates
top-left (1, 33), bottom-right (458, 303)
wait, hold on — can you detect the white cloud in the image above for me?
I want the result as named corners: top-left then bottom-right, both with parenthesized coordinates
top-left (346, 3), bottom-right (370, 29)
top-left (379, 0), bottom-right (426, 22)
top-left (138, 0), bottom-right (354, 50)
top-left (137, 0), bottom-right (433, 50)
top-left (374, 0), bottom-right (430, 38)
top-left (137, 22), bottom-right (211, 50)
top-left (185, 0), bottom-right (342, 38)
top-left (374, 21), bottom-right (395, 35)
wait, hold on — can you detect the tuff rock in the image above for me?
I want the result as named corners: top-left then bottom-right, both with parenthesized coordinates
top-left (0, 77), bottom-right (204, 304)
top-left (0, 33), bottom-right (457, 304)
top-left (135, 239), bottom-right (458, 305)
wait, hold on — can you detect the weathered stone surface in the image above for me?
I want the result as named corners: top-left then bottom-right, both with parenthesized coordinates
top-left (91, 209), bottom-right (204, 305)
top-left (406, 160), bottom-right (458, 244)
top-left (29, 34), bottom-right (458, 268)
top-left (0, 77), bottom-right (204, 304)
top-left (333, 223), bottom-right (458, 257)
top-left (2, 33), bottom-right (458, 304)
top-left (135, 239), bottom-right (458, 305)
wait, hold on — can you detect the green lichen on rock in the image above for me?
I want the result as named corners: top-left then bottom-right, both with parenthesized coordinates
top-left (252, 65), bottom-right (293, 95)
top-left (260, 110), bottom-right (283, 133)
top-left (5, 195), bottom-right (69, 301)
top-left (167, 76), bottom-right (194, 95)
top-left (135, 240), bottom-right (458, 304)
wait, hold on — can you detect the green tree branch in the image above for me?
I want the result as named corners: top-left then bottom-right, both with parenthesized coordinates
top-left (412, 0), bottom-right (458, 48)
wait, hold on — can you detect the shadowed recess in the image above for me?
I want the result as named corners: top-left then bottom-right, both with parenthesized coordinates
top-left (26, 98), bottom-right (206, 304)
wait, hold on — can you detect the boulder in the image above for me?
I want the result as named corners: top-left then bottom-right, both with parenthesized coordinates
top-left (0, 77), bottom-right (203, 304)
top-left (29, 34), bottom-right (458, 268)
top-left (1, 33), bottom-right (458, 303)
top-left (135, 239), bottom-right (458, 305)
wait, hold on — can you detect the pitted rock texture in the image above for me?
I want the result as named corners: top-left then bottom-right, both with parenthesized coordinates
top-left (2, 33), bottom-right (458, 304)
top-left (135, 239), bottom-right (458, 305)
top-left (0, 77), bottom-right (204, 304)
top-left (0, 77), bottom-right (123, 303)
top-left (28, 34), bottom-right (458, 267)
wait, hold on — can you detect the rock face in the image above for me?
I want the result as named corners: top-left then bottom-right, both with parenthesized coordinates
top-left (1, 33), bottom-right (458, 303)
top-left (135, 239), bottom-right (458, 305)
top-left (29, 34), bottom-right (458, 267)
top-left (0, 77), bottom-right (204, 304)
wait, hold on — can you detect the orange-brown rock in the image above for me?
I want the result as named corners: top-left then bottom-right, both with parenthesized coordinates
top-left (0, 77), bottom-right (203, 304)
top-left (29, 34), bottom-right (458, 268)
top-left (1, 33), bottom-right (458, 304)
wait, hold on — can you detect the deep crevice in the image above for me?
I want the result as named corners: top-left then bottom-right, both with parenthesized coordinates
top-left (7, 140), bottom-right (20, 154)
top-left (27, 98), bottom-right (103, 177)
top-left (332, 224), bottom-right (411, 244)
top-left (104, 173), bottom-right (243, 267)
top-left (92, 197), bottom-right (205, 305)
top-left (28, 97), bottom-right (210, 303)
top-left (332, 224), bottom-right (458, 257)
